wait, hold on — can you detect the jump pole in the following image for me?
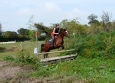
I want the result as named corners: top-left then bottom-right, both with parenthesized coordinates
top-left (38, 49), bottom-right (76, 55)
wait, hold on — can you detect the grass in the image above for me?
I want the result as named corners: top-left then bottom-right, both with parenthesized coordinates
top-left (0, 40), bottom-right (69, 60)
top-left (29, 56), bottom-right (115, 83)
top-left (1, 32), bottom-right (115, 82)
top-left (0, 41), bottom-right (44, 60)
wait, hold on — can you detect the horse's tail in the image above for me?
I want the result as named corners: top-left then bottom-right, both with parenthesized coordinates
top-left (41, 44), bottom-right (44, 52)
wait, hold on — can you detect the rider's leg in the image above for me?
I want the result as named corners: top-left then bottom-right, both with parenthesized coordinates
top-left (51, 35), bottom-right (55, 47)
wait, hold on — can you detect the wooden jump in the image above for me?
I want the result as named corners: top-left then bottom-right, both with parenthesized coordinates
top-left (38, 49), bottom-right (76, 55)
top-left (40, 53), bottom-right (77, 65)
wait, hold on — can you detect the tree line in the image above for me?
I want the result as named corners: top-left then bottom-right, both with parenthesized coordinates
top-left (0, 28), bottom-right (30, 42)
top-left (0, 11), bottom-right (115, 42)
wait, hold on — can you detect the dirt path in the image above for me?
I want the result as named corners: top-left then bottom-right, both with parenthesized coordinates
top-left (0, 61), bottom-right (21, 81)
top-left (0, 61), bottom-right (82, 83)
top-left (0, 61), bottom-right (43, 83)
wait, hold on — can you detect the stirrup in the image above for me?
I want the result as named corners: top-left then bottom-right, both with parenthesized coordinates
top-left (49, 38), bottom-right (52, 41)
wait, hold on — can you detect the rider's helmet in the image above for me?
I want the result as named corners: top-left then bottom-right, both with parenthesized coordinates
top-left (56, 23), bottom-right (59, 27)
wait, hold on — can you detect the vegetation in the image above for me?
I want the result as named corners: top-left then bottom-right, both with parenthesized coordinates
top-left (1, 11), bottom-right (115, 82)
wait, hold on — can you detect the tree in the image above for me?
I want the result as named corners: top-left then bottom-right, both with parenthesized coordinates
top-left (34, 23), bottom-right (52, 40)
top-left (0, 23), bottom-right (2, 36)
top-left (4, 31), bottom-right (18, 38)
top-left (17, 28), bottom-right (28, 35)
top-left (101, 11), bottom-right (112, 24)
top-left (88, 14), bottom-right (99, 25)
top-left (88, 14), bottom-right (98, 21)
top-left (34, 23), bottom-right (51, 34)
top-left (101, 11), bottom-right (112, 31)
top-left (60, 18), bottom-right (88, 35)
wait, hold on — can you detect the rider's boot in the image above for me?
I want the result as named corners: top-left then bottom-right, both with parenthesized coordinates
top-left (52, 38), bottom-right (55, 48)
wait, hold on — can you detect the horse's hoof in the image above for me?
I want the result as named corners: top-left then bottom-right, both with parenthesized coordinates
top-left (58, 47), bottom-right (62, 51)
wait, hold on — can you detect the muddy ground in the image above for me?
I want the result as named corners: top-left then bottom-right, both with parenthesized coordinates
top-left (0, 61), bottom-right (45, 83)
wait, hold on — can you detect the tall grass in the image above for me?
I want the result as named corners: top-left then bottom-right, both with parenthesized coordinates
top-left (27, 31), bottom-right (115, 82)
top-left (4, 50), bottom-right (41, 70)
top-left (29, 56), bottom-right (115, 82)
top-left (74, 31), bottom-right (115, 58)
top-left (1, 41), bottom-right (44, 69)
top-left (2, 31), bottom-right (115, 82)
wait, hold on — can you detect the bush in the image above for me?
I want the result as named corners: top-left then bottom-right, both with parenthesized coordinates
top-left (16, 51), bottom-right (40, 66)
top-left (4, 56), bottom-right (15, 61)
top-left (3, 50), bottom-right (41, 69)
top-left (67, 31), bottom-right (115, 58)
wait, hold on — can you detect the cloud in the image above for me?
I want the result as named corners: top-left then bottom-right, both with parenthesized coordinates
top-left (0, 0), bottom-right (115, 31)
top-left (31, 2), bottom-right (89, 25)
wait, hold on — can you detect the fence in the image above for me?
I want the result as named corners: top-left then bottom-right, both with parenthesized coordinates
top-left (0, 41), bottom-right (16, 44)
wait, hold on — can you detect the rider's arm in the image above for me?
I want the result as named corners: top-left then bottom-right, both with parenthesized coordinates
top-left (53, 28), bottom-right (59, 34)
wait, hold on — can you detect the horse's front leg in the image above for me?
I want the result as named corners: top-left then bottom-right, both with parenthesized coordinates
top-left (57, 44), bottom-right (64, 51)
top-left (44, 49), bottom-right (50, 59)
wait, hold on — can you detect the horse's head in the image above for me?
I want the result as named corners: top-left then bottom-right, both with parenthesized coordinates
top-left (60, 29), bottom-right (70, 38)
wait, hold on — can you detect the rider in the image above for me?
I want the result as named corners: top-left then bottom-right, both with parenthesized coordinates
top-left (51, 23), bottom-right (60, 46)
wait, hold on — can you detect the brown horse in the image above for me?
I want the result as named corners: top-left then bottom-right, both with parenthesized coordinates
top-left (41, 28), bottom-right (70, 58)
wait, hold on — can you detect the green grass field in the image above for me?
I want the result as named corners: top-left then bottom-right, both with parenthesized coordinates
top-left (0, 40), bottom-right (62, 60)
top-left (0, 41), bottom-right (44, 60)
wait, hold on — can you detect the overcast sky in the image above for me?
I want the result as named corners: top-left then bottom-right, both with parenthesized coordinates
top-left (0, 0), bottom-right (115, 32)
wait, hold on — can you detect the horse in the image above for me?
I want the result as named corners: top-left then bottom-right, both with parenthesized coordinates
top-left (41, 28), bottom-right (70, 58)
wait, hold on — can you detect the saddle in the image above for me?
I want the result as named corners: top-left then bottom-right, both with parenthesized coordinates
top-left (48, 36), bottom-right (57, 45)
top-left (48, 38), bottom-right (53, 44)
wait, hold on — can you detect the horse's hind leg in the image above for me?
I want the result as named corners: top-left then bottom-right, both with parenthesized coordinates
top-left (46, 53), bottom-right (48, 58)
top-left (43, 43), bottom-right (51, 58)
top-left (44, 54), bottom-right (46, 59)
top-left (44, 53), bottom-right (48, 59)
top-left (44, 50), bottom-right (50, 59)
top-left (41, 44), bottom-right (44, 52)
top-left (44, 54), bottom-right (45, 59)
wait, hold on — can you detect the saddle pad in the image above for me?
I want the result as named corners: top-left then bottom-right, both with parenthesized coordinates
top-left (48, 39), bottom-right (53, 45)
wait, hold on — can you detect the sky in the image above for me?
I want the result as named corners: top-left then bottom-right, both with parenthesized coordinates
top-left (0, 0), bottom-right (115, 32)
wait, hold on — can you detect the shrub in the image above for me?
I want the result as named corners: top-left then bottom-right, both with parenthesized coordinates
top-left (16, 51), bottom-right (40, 68)
top-left (66, 31), bottom-right (115, 58)
top-left (4, 56), bottom-right (15, 61)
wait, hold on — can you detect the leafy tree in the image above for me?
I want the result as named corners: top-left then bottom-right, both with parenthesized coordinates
top-left (34, 23), bottom-right (52, 40)
top-left (60, 19), bottom-right (79, 33)
top-left (88, 20), bottom-right (100, 25)
top-left (4, 31), bottom-right (18, 38)
top-left (25, 29), bottom-right (30, 36)
top-left (0, 23), bottom-right (2, 36)
top-left (17, 28), bottom-right (30, 41)
top-left (17, 28), bottom-right (28, 35)
top-left (88, 14), bottom-right (98, 21)
top-left (101, 11), bottom-right (112, 31)
top-left (60, 18), bottom-right (88, 35)
top-left (101, 11), bottom-right (112, 24)
top-left (88, 14), bottom-right (99, 25)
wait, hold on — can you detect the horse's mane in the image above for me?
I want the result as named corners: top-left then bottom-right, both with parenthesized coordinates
top-left (55, 28), bottom-right (66, 34)
top-left (59, 28), bottom-right (66, 33)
